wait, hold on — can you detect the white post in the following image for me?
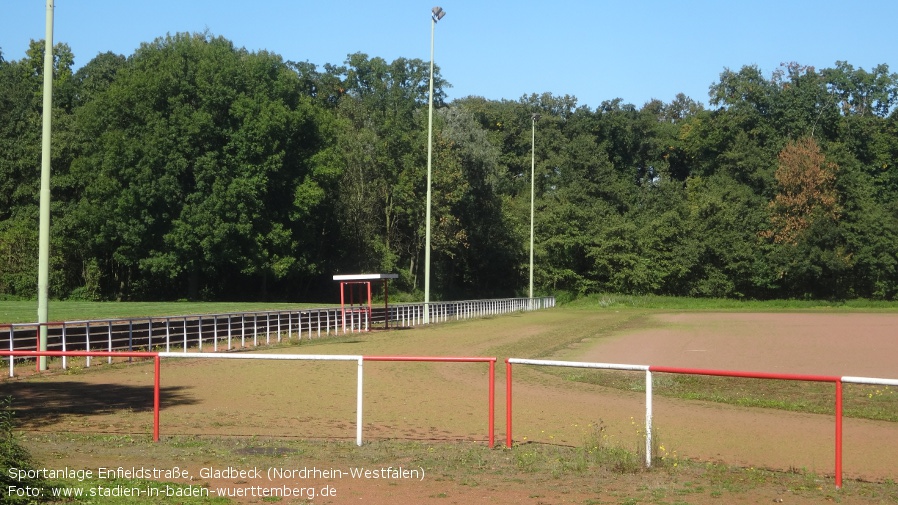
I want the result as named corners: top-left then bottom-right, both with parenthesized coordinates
top-left (356, 358), bottom-right (364, 446)
top-left (8, 326), bottom-right (13, 377)
top-left (85, 322), bottom-right (91, 367)
top-left (645, 370), bottom-right (653, 468)
top-left (61, 323), bottom-right (67, 369)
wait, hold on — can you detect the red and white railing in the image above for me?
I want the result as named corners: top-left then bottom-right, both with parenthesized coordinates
top-left (505, 358), bottom-right (898, 489)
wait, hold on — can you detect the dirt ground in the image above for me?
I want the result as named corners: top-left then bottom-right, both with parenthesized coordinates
top-left (572, 312), bottom-right (898, 481)
top-left (6, 309), bottom-right (898, 504)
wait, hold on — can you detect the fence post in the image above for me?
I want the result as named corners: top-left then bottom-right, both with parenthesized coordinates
top-left (86, 321), bottom-right (91, 367)
top-left (645, 370), bottom-right (653, 468)
top-left (835, 380), bottom-right (843, 489)
top-left (356, 358), bottom-right (364, 446)
top-left (154, 355), bottom-right (161, 442)
top-left (489, 359), bottom-right (495, 447)
top-left (506, 359), bottom-right (513, 448)
top-left (62, 322), bottom-right (67, 370)
top-left (8, 326), bottom-right (13, 377)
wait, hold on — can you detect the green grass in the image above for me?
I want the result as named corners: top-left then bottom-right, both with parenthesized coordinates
top-left (21, 433), bottom-right (898, 505)
top-left (560, 369), bottom-right (898, 422)
top-left (0, 301), bottom-right (335, 324)
top-left (6, 294), bottom-right (898, 325)
top-left (561, 292), bottom-right (898, 311)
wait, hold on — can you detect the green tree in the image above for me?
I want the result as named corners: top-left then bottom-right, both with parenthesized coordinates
top-left (325, 53), bottom-right (447, 293)
top-left (0, 40), bottom-right (75, 299)
top-left (67, 33), bottom-right (325, 300)
top-left (432, 105), bottom-right (519, 297)
top-left (684, 174), bottom-right (768, 297)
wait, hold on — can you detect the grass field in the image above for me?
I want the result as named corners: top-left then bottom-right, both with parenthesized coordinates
top-left (0, 301), bottom-right (334, 324)
top-left (3, 299), bottom-right (898, 504)
top-left (4, 293), bottom-right (898, 324)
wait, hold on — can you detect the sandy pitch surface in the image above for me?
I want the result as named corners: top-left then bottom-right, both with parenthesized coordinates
top-left (574, 312), bottom-right (898, 481)
top-left (8, 310), bottom-right (898, 504)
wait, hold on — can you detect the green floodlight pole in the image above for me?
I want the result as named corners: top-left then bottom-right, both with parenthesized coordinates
top-left (529, 113), bottom-right (540, 305)
top-left (424, 6), bottom-right (445, 325)
top-left (37, 0), bottom-right (55, 371)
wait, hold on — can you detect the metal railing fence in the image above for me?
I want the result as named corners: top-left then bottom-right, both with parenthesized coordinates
top-left (3, 296), bottom-right (554, 377)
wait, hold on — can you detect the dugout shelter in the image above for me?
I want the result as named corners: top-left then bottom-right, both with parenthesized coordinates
top-left (333, 273), bottom-right (399, 331)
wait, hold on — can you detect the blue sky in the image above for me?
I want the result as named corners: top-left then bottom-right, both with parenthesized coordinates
top-left (2, 1), bottom-right (897, 110)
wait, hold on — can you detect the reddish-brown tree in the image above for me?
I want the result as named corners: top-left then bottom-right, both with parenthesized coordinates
top-left (763, 137), bottom-right (840, 244)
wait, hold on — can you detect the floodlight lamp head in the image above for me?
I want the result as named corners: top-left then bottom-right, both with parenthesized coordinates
top-left (432, 6), bottom-right (445, 22)
top-left (532, 113), bottom-right (541, 122)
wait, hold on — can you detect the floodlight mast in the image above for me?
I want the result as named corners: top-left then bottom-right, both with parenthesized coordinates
top-left (424, 6), bottom-right (445, 324)
top-left (529, 113), bottom-right (540, 304)
top-left (37, 0), bottom-right (55, 370)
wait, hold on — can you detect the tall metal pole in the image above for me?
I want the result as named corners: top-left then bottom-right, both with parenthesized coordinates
top-left (529, 113), bottom-right (539, 302)
top-left (425, 6), bottom-right (445, 324)
top-left (37, 0), bottom-right (55, 370)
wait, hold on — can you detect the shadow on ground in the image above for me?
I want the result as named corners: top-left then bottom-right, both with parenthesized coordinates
top-left (0, 381), bottom-right (197, 428)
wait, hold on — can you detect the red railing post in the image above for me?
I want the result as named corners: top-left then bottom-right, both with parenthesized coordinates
top-left (488, 359), bottom-right (495, 447)
top-left (154, 355), bottom-right (161, 442)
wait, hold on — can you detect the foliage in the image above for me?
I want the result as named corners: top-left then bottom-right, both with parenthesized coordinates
top-left (1, 33), bottom-right (898, 301)
top-left (763, 137), bottom-right (840, 245)
top-left (0, 398), bottom-right (48, 504)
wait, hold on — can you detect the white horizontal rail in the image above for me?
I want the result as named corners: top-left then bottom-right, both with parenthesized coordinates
top-left (842, 376), bottom-right (898, 387)
top-left (506, 358), bottom-right (653, 467)
top-left (159, 352), bottom-right (361, 361)
top-left (508, 358), bottom-right (649, 371)
top-left (508, 358), bottom-right (898, 487)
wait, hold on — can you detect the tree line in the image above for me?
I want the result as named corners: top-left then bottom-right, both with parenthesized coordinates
top-left (1, 32), bottom-right (897, 302)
